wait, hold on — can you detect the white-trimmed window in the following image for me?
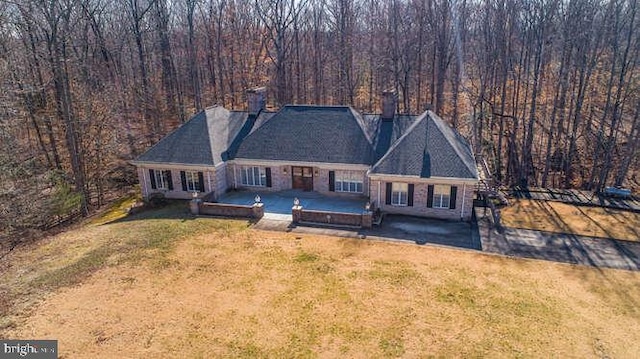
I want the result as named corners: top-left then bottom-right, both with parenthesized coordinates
top-left (335, 171), bottom-right (363, 193)
top-left (391, 182), bottom-right (408, 206)
top-left (185, 171), bottom-right (200, 192)
top-left (241, 166), bottom-right (266, 187)
top-left (153, 170), bottom-right (171, 189)
top-left (433, 185), bottom-right (451, 208)
top-left (153, 170), bottom-right (171, 190)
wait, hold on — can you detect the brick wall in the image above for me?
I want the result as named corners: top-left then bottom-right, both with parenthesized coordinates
top-left (314, 168), bottom-right (369, 196)
top-left (299, 209), bottom-right (363, 227)
top-left (137, 166), bottom-right (217, 200)
top-left (269, 165), bottom-right (292, 191)
top-left (370, 179), bottom-right (476, 221)
top-left (314, 168), bottom-right (329, 192)
top-left (199, 202), bottom-right (256, 218)
top-left (214, 164), bottom-right (228, 199)
top-left (229, 163), bottom-right (367, 195)
top-left (227, 163), bottom-right (291, 192)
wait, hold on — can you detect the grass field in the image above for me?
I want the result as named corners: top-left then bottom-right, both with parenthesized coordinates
top-left (501, 199), bottom-right (640, 242)
top-left (2, 203), bottom-right (640, 358)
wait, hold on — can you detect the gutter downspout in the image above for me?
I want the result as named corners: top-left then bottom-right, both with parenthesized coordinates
top-left (207, 171), bottom-right (212, 194)
top-left (142, 168), bottom-right (148, 198)
top-left (377, 181), bottom-right (381, 207)
top-left (233, 164), bottom-right (237, 189)
top-left (461, 184), bottom-right (467, 220)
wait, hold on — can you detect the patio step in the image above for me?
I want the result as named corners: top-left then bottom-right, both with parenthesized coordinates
top-left (262, 213), bottom-right (293, 221)
top-left (297, 221), bottom-right (361, 230)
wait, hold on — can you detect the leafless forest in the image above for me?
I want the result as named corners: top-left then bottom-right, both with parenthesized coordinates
top-left (0, 0), bottom-right (638, 238)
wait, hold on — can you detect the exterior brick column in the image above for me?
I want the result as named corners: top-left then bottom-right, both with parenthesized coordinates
top-left (362, 210), bottom-right (372, 228)
top-left (189, 199), bottom-right (201, 215)
top-left (252, 203), bottom-right (264, 219)
top-left (292, 205), bottom-right (302, 223)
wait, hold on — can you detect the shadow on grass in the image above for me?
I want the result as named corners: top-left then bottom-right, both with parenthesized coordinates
top-left (0, 200), bottom-right (255, 335)
top-left (101, 200), bottom-right (262, 227)
top-left (32, 244), bottom-right (115, 291)
top-left (103, 200), bottom-right (196, 224)
top-left (496, 197), bottom-right (640, 271)
top-left (31, 204), bottom-right (200, 293)
top-left (540, 202), bottom-right (602, 268)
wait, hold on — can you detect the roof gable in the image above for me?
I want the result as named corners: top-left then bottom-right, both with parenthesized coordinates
top-left (134, 106), bottom-right (252, 166)
top-left (371, 111), bottom-right (478, 179)
top-left (363, 114), bottom-right (418, 160)
top-left (234, 105), bottom-right (376, 164)
top-left (134, 103), bottom-right (476, 180)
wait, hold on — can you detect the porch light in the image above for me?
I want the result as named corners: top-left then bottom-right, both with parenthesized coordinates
top-left (254, 194), bottom-right (261, 203)
top-left (365, 201), bottom-right (371, 211)
top-left (293, 197), bottom-right (300, 207)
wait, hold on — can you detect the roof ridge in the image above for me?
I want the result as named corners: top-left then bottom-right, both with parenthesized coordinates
top-left (348, 107), bottom-right (376, 148)
top-left (285, 104), bottom-right (351, 109)
top-left (426, 111), bottom-right (477, 178)
top-left (204, 106), bottom-right (230, 165)
top-left (235, 104), bottom-right (375, 164)
top-left (371, 111), bottom-right (428, 172)
top-left (133, 109), bottom-right (208, 162)
top-left (243, 106), bottom-right (285, 136)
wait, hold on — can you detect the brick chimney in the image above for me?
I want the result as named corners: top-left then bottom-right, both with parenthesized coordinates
top-left (246, 87), bottom-right (266, 115)
top-left (381, 89), bottom-right (398, 121)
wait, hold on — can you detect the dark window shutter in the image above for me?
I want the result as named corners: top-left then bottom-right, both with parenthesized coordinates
top-left (198, 172), bottom-right (205, 192)
top-left (265, 167), bottom-right (272, 187)
top-left (180, 171), bottom-right (187, 191)
top-left (329, 171), bottom-right (335, 191)
top-left (408, 184), bottom-right (414, 207)
top-left (149, 169), bottom-right (157, 189)
top-left (449, 186), bottom-right (457, 209)
top-left (427, 185), bottom-right (434, 208)
top-left (385, 182), bottom-right (392, 205)
top-left (166, 170), bottom-right (174, 190)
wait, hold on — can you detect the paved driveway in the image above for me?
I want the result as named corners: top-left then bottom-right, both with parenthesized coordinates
top-left (222, 193), bottom-right (639, 270)
top-left (476, 209), bottom-right (640, 271)
top-left (369, 215), bottom-right (480, 250)
top-left (254, 212), bottom-right (480, 250)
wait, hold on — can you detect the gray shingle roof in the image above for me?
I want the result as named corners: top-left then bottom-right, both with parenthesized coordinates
top-left (234, 105), bottom-right (376, 164)
top-left (362, 114), bottom-right (417, 160)
top-left (371, 111), bottom-right (478, 179)
top-left (134, 106), bottom-right (253, 166)
top-left (134, 104), bottom-right (476, 181)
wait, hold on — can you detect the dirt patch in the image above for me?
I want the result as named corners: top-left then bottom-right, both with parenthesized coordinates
top-left (501, 199), bottom-right (640, 241)
top-left (3, 213), bottom-right (640, 358)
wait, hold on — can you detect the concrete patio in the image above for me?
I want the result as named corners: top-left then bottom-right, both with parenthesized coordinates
top-left (217, 190), bottom-right (478, 250)
top-left (217, 189), bottom-right (369, 216)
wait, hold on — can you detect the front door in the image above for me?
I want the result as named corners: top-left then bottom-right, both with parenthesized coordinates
top-left (292, 166), bottom-right (314, 191)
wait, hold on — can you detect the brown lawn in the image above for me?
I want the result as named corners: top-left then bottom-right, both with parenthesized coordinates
top-left (2, 204), bottom-right (640, 358)
top-left (500, 199), bottom-right (640, 242)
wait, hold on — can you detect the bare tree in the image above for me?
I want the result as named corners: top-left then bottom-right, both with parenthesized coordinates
top-left (255, 0), bottom-right (309, 105)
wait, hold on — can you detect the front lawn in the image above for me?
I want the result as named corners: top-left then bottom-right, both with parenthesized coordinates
top-left (2, 204), bottom-right (639, 357)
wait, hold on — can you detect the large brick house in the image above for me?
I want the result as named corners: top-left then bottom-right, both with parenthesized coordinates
top-left (131, 88), bottom-right (479, 220)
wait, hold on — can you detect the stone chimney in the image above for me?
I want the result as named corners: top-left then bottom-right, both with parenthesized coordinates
top-left (381, 89), bottom-right (398, 121)
top-left (247, 87), bottom-right (266, 115)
